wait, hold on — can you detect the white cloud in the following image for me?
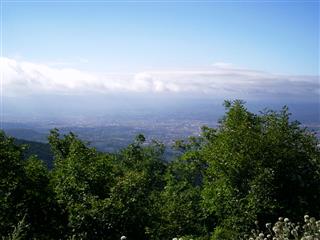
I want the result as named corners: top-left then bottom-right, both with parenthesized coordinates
top-left (1, 57), bottom-right (319, 100)
top-left (211, 62), bottom-right (234, 68)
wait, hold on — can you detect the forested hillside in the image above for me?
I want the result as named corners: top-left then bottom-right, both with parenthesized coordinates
top-left (14, 139), bottom-right (54, 169)
top-left (1, 101), bottom-right (319, 240)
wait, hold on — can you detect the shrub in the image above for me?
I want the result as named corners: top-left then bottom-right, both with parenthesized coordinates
top-left (244, 215), bottom-right (320, 240)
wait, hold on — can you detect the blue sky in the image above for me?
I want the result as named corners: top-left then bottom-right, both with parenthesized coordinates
top-left (1, 0), bottom-right (319, 109)
top-left (3, 1), bottom-right (319, 75)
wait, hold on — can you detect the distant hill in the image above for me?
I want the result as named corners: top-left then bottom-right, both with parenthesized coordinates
top-left (6, 128), bottom-right (48, 142)
top-left (14, 139), bottom-right (54, 169)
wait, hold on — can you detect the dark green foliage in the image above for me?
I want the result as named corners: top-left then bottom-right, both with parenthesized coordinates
top-left (49, 129), bottom-right (117, 239)
top-left (150, 154), bottom-right (208, 239)
top-left (0, 131), bottom-right (65, 239)
top-left (14, 139), bottom-right (54, 169)
top-left (112, 136), bottom-right (167, 239)
top-left (210, 226), bottom-right (237, 240)
top-left (0, 131), bottom-right (25, 237)
top-left (1, 101), bottom-right (319, 239)
top-left (202, 100), bottom-right (320, 237)
top-left (49, 129), bottom-right (167, 239)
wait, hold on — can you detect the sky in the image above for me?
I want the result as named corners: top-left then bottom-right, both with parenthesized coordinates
top-left (1, 0), bottom-right (319, 121)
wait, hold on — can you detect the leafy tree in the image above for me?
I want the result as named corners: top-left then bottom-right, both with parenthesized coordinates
top-left (0, 131), bottom-right (64, 239)
top-left (49, 129), bottom-right (117, 239)
top-left (152, 158), bottom-right (207, 239)
top-left (200, 100), bottom-right (320, 238)
top-left (49, 130), bottom-right (167, 239)
top-left (1, 100), bottom-right (319, 240)
top-left (0, 131), bottom-right (26, 236)
top-left (115, 135), bottom-right (167, 239)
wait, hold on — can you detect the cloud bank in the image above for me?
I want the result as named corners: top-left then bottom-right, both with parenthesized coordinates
top-left (1, 57), bottom-right (319, 101)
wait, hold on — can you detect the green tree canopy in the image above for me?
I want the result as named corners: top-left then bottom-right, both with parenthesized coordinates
top-left (1, 101), bottom-right (319, 240)
top-left (200, 100), bottom-right (320, 238)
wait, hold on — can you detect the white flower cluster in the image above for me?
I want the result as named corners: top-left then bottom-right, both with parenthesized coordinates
top-left (245, 215), bottom-right (320, 240)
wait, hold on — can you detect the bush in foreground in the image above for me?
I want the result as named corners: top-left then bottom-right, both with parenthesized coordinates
top-left (244, 215), bottom-right (320, 240)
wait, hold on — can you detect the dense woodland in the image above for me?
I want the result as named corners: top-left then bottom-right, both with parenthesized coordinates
top-left (1, 100), bottom-right (320, 240)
